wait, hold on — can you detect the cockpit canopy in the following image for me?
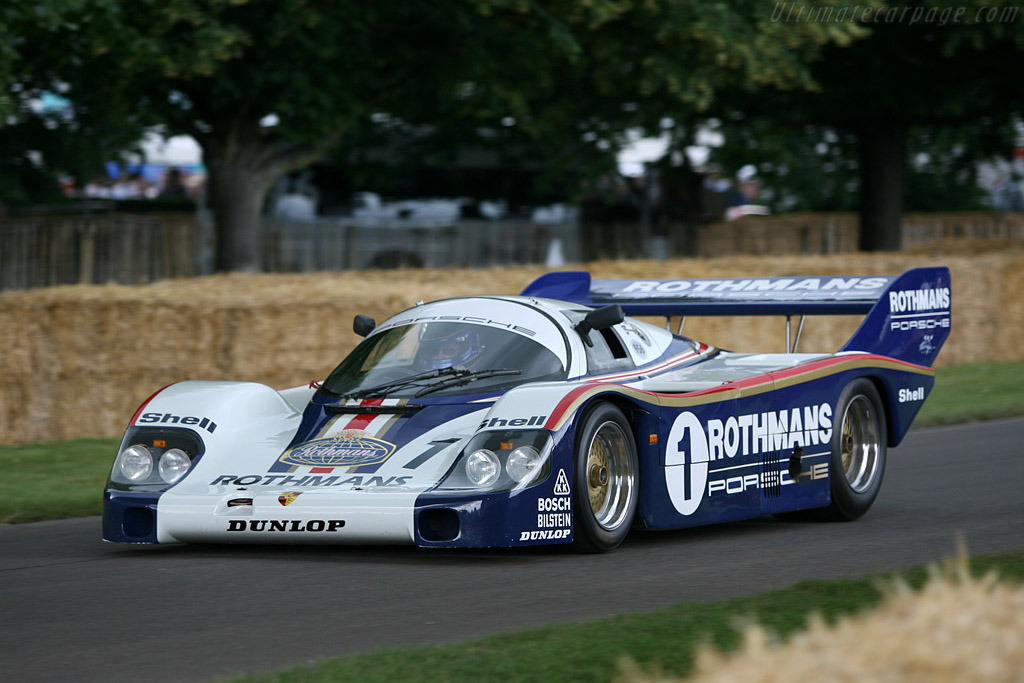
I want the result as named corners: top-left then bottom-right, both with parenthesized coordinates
top-left (321, 298), bottom-right (569, 399)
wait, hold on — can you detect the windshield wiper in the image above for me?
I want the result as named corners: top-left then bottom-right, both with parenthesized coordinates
top-left (338, 366), bottom-right (467, 400)
top-left (413, 369), bottom-right (522, 397)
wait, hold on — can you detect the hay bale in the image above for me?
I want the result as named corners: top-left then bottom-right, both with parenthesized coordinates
top-left (1, 245), bottom-right (1022, 444)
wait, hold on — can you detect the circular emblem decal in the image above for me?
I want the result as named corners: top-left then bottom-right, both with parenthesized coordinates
top-left (279, 435), bottom-right (396, 468)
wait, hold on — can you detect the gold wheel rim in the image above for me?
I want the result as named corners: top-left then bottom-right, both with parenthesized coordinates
top-left (840, 395), bottom-right (880, 493)
top-left (583, 421), bottom-right (635, 531)
top-left (587, 437), bottom-right (610, 515)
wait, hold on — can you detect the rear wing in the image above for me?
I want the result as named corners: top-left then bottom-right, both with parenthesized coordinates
top-left (522, 267), bottom-right (951, 366)
top-left (522, 271), bottom-right (896, 316)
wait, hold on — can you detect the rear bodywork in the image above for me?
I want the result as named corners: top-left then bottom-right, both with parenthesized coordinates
top-left (104, 267), bottom-right (950, 548)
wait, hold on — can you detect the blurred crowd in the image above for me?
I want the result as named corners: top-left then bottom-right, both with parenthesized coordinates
top-left (62, 166), bottom-right (205, 201)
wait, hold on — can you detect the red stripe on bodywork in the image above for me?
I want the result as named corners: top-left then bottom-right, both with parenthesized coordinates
top-left (543, 384), bottom-right (600, 430)
top-left (310, 399), bottom-right (385, 473)
top-left (592, 350), bottom-right (698, 383)
top-left (676, 353), bottom-right (932, 399)
top-left (542, 353), bottom-right (931, 430)
top-left (129, 384), bottom-right (173, 427)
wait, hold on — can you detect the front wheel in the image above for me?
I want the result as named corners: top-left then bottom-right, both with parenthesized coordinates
top-left (825, 378), bottom-right (887, 520)
top-left (572, 402), bottom-right (638, 552)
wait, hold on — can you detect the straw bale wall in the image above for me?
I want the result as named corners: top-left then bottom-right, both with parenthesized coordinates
top-left (695, 212), bottom-right (1024, 258)
top-left (696, 213), bottom-right (860, 257)
top-left (1, 242), bottom-right (1022, 445)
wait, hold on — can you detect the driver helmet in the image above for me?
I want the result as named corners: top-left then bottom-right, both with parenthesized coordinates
top-left (416, 325), bottom-right (481, 370)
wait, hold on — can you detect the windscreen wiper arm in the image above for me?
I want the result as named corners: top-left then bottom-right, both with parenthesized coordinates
top-left (338, 366), bottom-right (467, 399)
top-left (413, 369), bottom-right (522, 397)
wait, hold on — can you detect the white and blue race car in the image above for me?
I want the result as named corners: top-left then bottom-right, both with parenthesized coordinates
top-left (104, 267), bottom-right (950, 551)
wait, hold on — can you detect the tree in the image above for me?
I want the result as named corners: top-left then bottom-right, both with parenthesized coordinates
top-left (0, 2), bottom-right (150, 205)
top-left (705, 0), bottom-right (1024, 250)
top-left (4, 0), bottom-right (868, 268)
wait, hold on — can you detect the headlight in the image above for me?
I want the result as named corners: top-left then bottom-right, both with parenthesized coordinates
top-left (119, 444), bottom-right (153, 481)
top-left (465, 449), bottom-right (501, 486)
top-left (437, 430), bottom-right (552, 492)
top-left (506, 446), bottom-right (541, 482)
top-left (158, 448), bottom-right (192, 484)
top-left (108, 427), bottom-right (205, 490)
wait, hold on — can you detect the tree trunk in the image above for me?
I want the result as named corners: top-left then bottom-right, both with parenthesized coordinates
top-left (200, 125), bottom-right (341, 273)
top-left (207, 160), bottom-right (271, 273)
top-left (857, 123), bottom-right (905, 252)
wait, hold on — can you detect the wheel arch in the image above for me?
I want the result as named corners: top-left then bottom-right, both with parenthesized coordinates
top-left (860, 374), bottom-right (897, 448)
top-left (570, 389), bottom-right (659, 508)
top-left (853, 370), bottom-right (932, 448)
top-left (573, 391), bottom-right (654, 453)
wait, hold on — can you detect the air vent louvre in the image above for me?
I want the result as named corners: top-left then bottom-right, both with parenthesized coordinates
top-left (761, 451), bottom-right (782, 498)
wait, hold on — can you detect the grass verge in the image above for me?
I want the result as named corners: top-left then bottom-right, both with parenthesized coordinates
top-left (0, 360), bottom-right (1022, 524)
top-left (220, 549), bottom-right (1024, 683)
top-left (0, 437), bottom-right (118, 523)
top-left (914, 360), bottom-right (1024, 427)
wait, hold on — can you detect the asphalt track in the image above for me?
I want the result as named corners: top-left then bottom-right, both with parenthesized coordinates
top-left (2, 417), bottom-right (1022, 682)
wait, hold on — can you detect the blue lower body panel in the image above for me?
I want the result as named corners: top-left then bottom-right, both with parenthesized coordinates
top-left (103, 490), bottom-right (161, 543)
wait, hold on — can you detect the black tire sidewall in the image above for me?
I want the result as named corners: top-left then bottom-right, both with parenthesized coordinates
top-left (829, 378), bottom-right (887, 520)
top-left (572, 402), bottom-right (638, 552)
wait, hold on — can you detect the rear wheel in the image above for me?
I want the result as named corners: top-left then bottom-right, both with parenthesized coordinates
top-left (775, 378), bottom-right (887, 522)
top-left (826, 379), bottom-right (887, 520)
top-left (573, 403), bottom-right (638, 552)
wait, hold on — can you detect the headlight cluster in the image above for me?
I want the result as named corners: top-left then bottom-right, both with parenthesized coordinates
top-left (109, 428), bottom-right (204, 490)
top-left (117, 444), bottom-right (193, 484)
top-left (438, 430), bottom-right (552, 492)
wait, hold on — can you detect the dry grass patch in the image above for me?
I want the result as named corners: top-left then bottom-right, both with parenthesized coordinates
top-left (621, 547), bottom-right (1024, 683)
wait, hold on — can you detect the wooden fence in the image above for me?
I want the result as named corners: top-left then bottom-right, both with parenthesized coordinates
top-left (2, 211), bottom-right (1023, 291)
top-left (0, 213), bottom-right (199, 290)
top-left (264, 219), bottom-right (580, 272)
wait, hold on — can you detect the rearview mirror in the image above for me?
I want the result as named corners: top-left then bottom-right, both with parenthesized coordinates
top-left (574, 304), bottom-right (624, 347)
top-left (353, 315), bottom-right (376, 337)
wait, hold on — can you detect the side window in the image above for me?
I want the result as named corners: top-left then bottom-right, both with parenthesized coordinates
top-left (600, 327), bottom-right (628, 359)
top-left (565, 310), bottom-right (634, 375)
top-left (585, 326), bottom-right (633, 374)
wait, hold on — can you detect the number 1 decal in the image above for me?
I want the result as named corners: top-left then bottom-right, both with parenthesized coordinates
top-left (665, 412), bottom-right (709, 516)
top-left (403, 439), bottom-right (459, 470)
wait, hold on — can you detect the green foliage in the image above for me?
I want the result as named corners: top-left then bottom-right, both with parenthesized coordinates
top-left (0, 1), bottom-right (248, 205)
top-left (1, 0), bottom-right (871, 210)
top-left (703, 0), bottom-right (1024, 214)
top-left (708, 118), bottom-right (862, 212)
top-left (707, 120), bottom-right (1012, 213)
top-left (10, 0), bottom-right (1020, 256)
top-left (339, 1), bottom-right (875, 203)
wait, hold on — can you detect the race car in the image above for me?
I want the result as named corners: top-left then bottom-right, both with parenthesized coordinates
top-left (103, 266), bottom-right (950, 551)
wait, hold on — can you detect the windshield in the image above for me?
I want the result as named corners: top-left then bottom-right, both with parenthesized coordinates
top-left (321, 321), bottom-right (566, 398)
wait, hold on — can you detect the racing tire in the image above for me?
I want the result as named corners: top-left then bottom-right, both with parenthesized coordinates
top-left (824, 378), bottom-right (887, 521)
top-left (572, 402), bottom-right (638, 552)
top-left (775, 379), bottom-right (887, 522)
